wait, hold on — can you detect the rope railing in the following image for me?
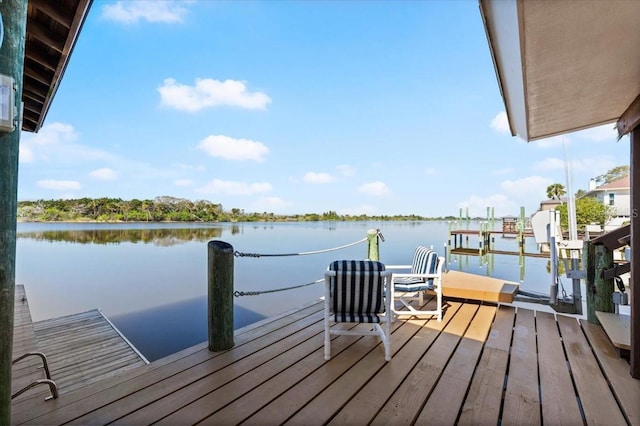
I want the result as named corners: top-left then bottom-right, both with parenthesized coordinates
top-left (233, 230), bottom-right (383, 296)
top-left (234, 279), bottom-right (324, 297)
top-left (233, 235), bottom-right (370, 258)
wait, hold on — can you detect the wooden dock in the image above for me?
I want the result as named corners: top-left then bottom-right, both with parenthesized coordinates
top-left (442, 270), bottom-right (519, 303)
top-left (11, 295), bottom-right (640, 425)
top-left (11, 286), bottom-right (148, 414)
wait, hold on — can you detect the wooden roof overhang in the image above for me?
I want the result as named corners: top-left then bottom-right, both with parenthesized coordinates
top-left (479, 0), bottom-right (640, 142)
top-left (479, 0), bottom-right (640, 378)
top-left (22, 0), bottom-right (92, 133)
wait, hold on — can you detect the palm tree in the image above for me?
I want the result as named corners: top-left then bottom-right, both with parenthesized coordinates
top-left (546, 183), bottom-right (566, 200)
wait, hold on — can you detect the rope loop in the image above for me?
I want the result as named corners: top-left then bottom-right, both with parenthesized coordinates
top-left (234, 251), bottom-right (261, 258)
top-left (233, 236), bottom-right (368, 259)
top-left (234, 279), bottom-right (324, 297)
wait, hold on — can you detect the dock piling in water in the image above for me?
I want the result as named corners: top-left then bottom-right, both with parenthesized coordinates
top-left (208, 240), bottom-right (234, 351)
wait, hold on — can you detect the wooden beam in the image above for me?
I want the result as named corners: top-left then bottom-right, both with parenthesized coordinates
top-left (25, 49), bottom-right (59, 73)
top-left (26, 20), bottom-right (65, 54)
top-left (591, 224), bottom-right (630, 250)
top-left (31, 0), bottom-right (73, 29)
top-left (0, 1), bottom-right (28, 422)
top-left (617, 92), bottom-right (640, 137)
top-left (23, 66), bottom-right (53, 87)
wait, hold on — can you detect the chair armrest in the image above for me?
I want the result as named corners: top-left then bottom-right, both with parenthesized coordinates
top-left (384, 264), bottom-right (412, 270)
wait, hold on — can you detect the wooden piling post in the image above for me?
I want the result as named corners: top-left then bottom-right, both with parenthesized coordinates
top-left (208, 240), bottom-right (234, 351)
top-left (0, 1), bottom-right (28, 421)
top-left (585, 240), bottom-right (615, 324)
top-left (367, 229), bottom-right (380, 261)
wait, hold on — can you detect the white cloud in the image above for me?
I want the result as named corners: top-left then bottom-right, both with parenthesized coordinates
top-left (458, 194), bottom-right (516, 218)
top-left (89, 168), bottom-right (118, 181)
top-left (196, 179), bottom-right (272, 195)
top-left (500, 176), bottom-right (552, 198)
top-left (574, 123), bottom-right (618, 142)
top-left (533, 156), bottom-right (617, 174)
top-left (197, 135), bottom-right (269, 162)
top-left (175, 163), bottom-right (205, 172)
top-left (336, 164), bottom-right (356, 177)
top-left (303, 172), bottom-right (334, 184)
top-left (37, 180), bottom-right (81, 191)
top-left (533, 157), bottom-right (565, 171)
top-left (174, 179), bottom-right (195, 187)
top-left (357, 181), bottom-right (390, 196)
top-left (19, 145), bottom-right (34, 163)
top-left (20, 122), bottom-right (79, 163)
top-left (158, 78), bottom-right (271, 112)
top-left (20, 122), bottom-right (116, 164)
top-left (534, 135), bottom-right (568, 148)
top-left (459, 176), bottom-right (553, 218)
top-left (251, 197), bottom-right (292, 213)
top-left (490, 111), bottom-right (510, 134)
top-left (102, 1), bottom-right (189, 24)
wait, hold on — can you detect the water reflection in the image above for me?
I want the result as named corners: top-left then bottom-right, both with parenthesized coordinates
top-left (17, 226), bottom-right (225, 246)
top-left (110, 296), bottom-right (265, 361)
top-left (16, 221), bottom-right (553, 361)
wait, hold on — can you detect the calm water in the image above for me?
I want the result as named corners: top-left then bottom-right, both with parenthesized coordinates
top-left (16, 220), bottom-right (554, 361)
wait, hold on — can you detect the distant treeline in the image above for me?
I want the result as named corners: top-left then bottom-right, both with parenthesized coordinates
top-left (17, 196), bottom-right (459, 223)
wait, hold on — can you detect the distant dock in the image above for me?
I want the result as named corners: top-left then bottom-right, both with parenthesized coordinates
top-left (11, 285), bottom-right (148, 412)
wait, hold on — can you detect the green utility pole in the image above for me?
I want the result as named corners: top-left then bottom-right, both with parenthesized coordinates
top-left (0, 0), bottom-right (27, 422)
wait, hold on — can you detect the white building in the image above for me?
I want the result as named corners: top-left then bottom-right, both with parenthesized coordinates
top-left (585, 176), bottom-right (630, 228)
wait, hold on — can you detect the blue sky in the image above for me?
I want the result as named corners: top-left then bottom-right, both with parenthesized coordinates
top-left (18, 0), bottom-right (629, 218)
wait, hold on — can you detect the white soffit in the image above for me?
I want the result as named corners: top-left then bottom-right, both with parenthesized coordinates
top-left (480, 0), bottom-right (640, 142)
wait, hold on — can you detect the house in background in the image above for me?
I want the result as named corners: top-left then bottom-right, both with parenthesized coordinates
top-left (585, 176), bottom-right (630, 229)
top-left (539, 197), bottom-right (565, 212)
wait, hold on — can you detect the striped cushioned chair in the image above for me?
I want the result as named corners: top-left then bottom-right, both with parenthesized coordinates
top-left (387, 246), bottom-right (444, 321)
top-left (324, 260), bottom-right (392, 361)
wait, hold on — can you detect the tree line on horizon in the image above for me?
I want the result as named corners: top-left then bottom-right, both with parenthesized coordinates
top-left (16, 196), bottom-right (457, 223)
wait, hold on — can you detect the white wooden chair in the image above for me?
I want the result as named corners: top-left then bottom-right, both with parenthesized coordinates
top-left (387, 246), bottom-right (444, 321)
top-left (324, 260), bottom-right (392, 361)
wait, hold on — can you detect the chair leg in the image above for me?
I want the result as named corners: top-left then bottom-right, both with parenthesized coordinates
top-left (324, 278), bottom-right (332, 360)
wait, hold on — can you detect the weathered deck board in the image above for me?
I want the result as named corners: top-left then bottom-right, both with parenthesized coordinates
top-left (32, 309), bottom-right (147, 395)
top-left (11, 285), bottom-right (50, 407)
top-left (581, 319), bottom-right (640, 425)
top-left (537, 311), bottom-right (582, 424)
top-left (442, 270), bottom-right (519, 303)
top-left (11, 295), bottom-right (640, 425)
top-left (501, 307), bottom-right (540, 425)
top-left (11, 290), bottom-right (148, 420)
top-left (596, 311), bottom-right (631, 350)
top-left (458, 305), bottom-right (515, 425)
top-left (557, 314), bottom-right (627, 425)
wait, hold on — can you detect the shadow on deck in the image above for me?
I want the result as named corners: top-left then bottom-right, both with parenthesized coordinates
top-left (11, 296), bottom-right (640, 425)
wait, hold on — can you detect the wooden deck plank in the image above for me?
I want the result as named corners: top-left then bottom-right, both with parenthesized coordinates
top-left (11, 285), bottom-right (50, 406)
top-left (326, 303), bottom-right (462, 426)
top-left (557, 315), bottom-right (627, 425)
top-left (536, 311), bottom-right (582, 425)
top-left (60, 310), bottom-right (326, 425)
top-left (153, 324), bottom-right (361, 425)
top-left (14, 302), bottom-right (324, 425)
top-left (415, 304), bottom-right (497, 425)
top-left (442, 270), bottom-right (519, 303)
top-left (240, 302), bottom-right (457, 426)
top-left (458, 305), bottom-right (515, 425)
top-left (581, 320), bottom-right (640, 425)
top-left (11, 295), bottom-right (640, 426)
top-left (595, 311), bottom-right (631, 350)
top-left (501, 308), bottom-right (540, 425)
top-left (115, 315), bottom-right (335, 425)
top-left (368, 303), bottom-right (480, 426)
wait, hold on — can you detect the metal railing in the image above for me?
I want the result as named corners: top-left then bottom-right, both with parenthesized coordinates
top-left (12, 352), bottom-right (59, 401)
